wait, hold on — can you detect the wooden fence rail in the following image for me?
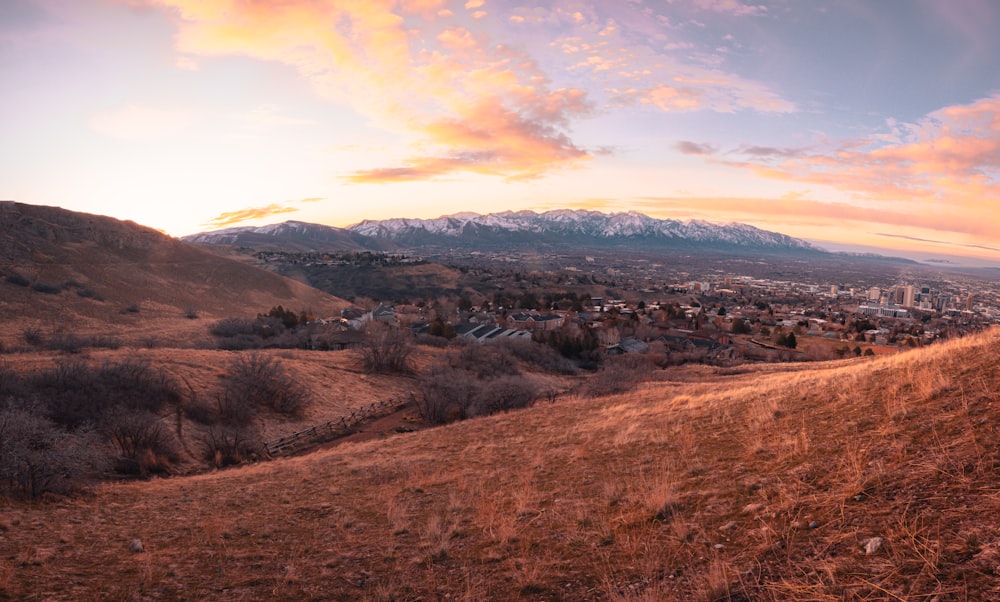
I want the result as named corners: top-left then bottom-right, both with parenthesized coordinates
top-left (263, 396), bottom-right (409, 457)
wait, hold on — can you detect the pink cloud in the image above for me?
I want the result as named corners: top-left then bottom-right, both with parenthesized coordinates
top-left (152, 0), bottom-right (592, 183)
top-left (204, 203), bottom-right (299, 228)
top-left (728, 94), bottom-right (1000, 205)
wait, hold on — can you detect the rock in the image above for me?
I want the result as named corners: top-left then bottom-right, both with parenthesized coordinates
top-left (861, 537), bottom-right (883, 555)
top-left (809, 521), bottom-right (819, 529)
top-left (129, 539), bottom-right (144, 553)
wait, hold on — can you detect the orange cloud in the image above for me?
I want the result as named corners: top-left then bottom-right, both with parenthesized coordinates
top-left (347, 95), bottom-right (589, 182)
top-left (152, 0), bottom-right (591, 183)
top-left (204, 203), bottom-right (300, 228)
top-left (635, 196), bottom-right (999, 239)
top-left (553, 27), bottom-right (795, 114)
top-left (720, 94), bottom-right (1000, 219)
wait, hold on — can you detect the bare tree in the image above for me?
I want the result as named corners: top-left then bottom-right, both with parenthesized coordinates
top-left (103, 409), bottom-right (177, 474)
top-left (217, 353), bottom-right (310, 421)
top-left (0, 404), bottom-right (107, 499)
top-left (360, 322), bottom-right (413, 374)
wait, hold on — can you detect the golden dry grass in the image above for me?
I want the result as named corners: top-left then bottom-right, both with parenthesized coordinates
top-left (3, 329), bottom-right (1000, 600)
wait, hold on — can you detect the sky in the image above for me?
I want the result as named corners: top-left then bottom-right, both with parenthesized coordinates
top-left (2, 1), bottom-right (999, 264)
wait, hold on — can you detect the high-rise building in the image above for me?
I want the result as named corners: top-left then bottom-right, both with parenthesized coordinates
top-left (902, 285), bottom-right (915, 308)
top-left (868, 287), bottom-right (881, 302)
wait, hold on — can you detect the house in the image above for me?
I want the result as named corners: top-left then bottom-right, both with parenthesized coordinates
top-left (455, 323), bottom-right (532, 344)
top-left (506, 311), bottom-right (565, 331)
top-left (364, 304), bottom-right (398, 325)
top-left (607, 337), bottom-right (650, 355)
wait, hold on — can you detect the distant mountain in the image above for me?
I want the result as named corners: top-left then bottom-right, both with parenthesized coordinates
top-left (182, 221), bottom-right (391, 252)
top-left (0, 202), bottom-right (347, 347)
top-left (347, 209), bottom-right (818, 252)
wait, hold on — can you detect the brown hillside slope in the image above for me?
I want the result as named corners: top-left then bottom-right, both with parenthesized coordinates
top-left (4, 330), bottom-right (1000, 600)
top-left (0, 202), bottom-right (347, 347)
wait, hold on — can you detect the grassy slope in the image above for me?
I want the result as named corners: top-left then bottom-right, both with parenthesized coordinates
top-left (3, 330), bottom-right (1000, 600)
top-left (0, 203), bottom-right (348, 348)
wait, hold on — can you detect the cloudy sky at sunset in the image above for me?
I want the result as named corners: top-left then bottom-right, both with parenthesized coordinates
top-left (2, 1), bottom-right (999, 262)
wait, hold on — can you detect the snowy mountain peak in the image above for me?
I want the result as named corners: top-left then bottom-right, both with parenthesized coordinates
top-left (347, 209), bottom-right (816, 251)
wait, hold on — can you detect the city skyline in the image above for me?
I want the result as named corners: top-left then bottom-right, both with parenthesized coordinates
top-left (2, 1), bottom-right (999, 263)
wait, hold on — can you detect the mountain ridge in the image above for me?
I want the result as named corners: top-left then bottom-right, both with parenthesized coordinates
top-left (347, 209), bottom-right (818, 251)
top-left (185, 209), bottom-right (820, 254)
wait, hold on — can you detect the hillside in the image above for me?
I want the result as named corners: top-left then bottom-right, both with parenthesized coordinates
top-left (182, 221), bottom-right (391, 253)
top-left (0, 202), bottom-right (348, 347)
top-left (4, 328), bottom-right (999, 600)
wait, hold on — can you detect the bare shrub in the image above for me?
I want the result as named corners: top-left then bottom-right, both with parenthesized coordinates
top-left (361, 323), bottom-right (413, 374)
top-left (449, 343), bottom-right (518, 379)
top-left (0, 404), bottom-right (107, 499)
top-left (103, 410), bottom-right (178, 475)
top-left (469, 375), bottom-right (540, 416)
top-left (416, 357), bottom-right (541, 424)
top-left (75, 287), bottom-right (103, 300)
top-left (22, 327), bottom-right (43, 346)
top-left (32, 282), bottom-right (62, 295)
top-left (210, 318), bottom-right (256, 337)
top-left (202, 424), bottom-right (262, 467)
top-left (94, 359), bottom-right (181, 413)
top-left (416, 366), bottom-right (477, 424)
top-left (4, 273), bottom-right (29, 287)
top-left (494, 338), bottom-right (578, 375)
top-left (34, 358), bottom-right (182, 428)
top-left (218, 353), bottom-right (310, 421)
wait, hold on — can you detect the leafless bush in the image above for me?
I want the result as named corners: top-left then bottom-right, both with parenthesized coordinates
top-left (32, 282), bottom-right (62, 295)
top-left (448, 343), bottom-right (518, 378)
top-left (416, 366), bottom-right (477, 424)
top-left (494, 338), bottom-right (579, 375)
top-left (361, 323), bottom-right (413, 374)
top-left (202, 424), bottom-right (262, 467)
top-left (416, 334), bottom-right (451, 348)
top-left (217, 353), bottom-right (310, 422)
top-left (103, 410), bottom-right (178, 475)
top-left (416, 363), bottom-right (541, 424)
top-left (22, 327), bottom-right (43, 346)
top-left (0, 404), bottom-right (107, 499)
top-left (210, 317), bottom-right (256, 337)
top-left (75, 287), bottom-right (103, 300)
top-left (34, 358), bottom-right (182, 428)
top-left (469, 375), bottom-right (540, 416)
top-left (4, 273), bottom-right (29, 287)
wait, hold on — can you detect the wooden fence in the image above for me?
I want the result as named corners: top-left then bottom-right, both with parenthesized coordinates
top-left (263, 396), bottom-right (409, 457)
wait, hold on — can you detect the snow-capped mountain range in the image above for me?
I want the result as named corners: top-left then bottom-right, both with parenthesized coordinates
top-left (182, 220), bottom-right (389, 252)
top-left (183, 210), bottom-right (820, 254)
top-left (347, 210), bottom-right (817, 251)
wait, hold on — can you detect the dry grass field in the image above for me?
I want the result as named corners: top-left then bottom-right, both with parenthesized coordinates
top-left (0, 202), bottom-right (348, 349)
top-left (3, 328), bottom-right (1000, 600)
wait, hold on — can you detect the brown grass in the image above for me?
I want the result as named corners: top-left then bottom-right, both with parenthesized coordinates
top-left (3, 328), bottom-right (1000, 600)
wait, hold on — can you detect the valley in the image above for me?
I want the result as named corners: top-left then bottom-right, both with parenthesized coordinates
top-left (3, 202), bottom-right (1000, 600)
